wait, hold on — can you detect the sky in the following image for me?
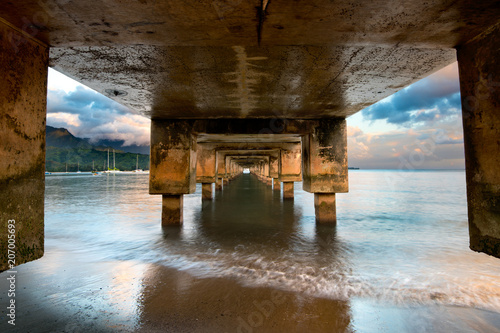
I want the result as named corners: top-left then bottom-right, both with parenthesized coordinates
top-left (347, 62), bottom-right (464, 169)
top-left (47, 62), bottom-right (465, 169)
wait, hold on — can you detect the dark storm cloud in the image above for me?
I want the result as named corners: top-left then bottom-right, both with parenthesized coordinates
top-left (48, 86), bottom-right (130, 116)
top-left (362, 63), bottom-right (461, 126)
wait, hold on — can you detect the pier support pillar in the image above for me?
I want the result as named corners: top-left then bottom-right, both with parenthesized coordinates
top-left (273, 178), bottom-right (281, 191)
top-left (0, 21), bottom-right (48, 271)
top-left (196, 144), bottom-right (216, 184)
top-left (283, 182), bottom-right (294, 199)
top-left (202, 183), bottom-right (213, 200)
top-left (457, 23), bottom-right (500, 258)
top-left (216, 177), bottom-right (223, 190)
top-left (162, 195), bottom-right (183, 226)
top-left (302, 119), bottom-right (348, 224)
top-left (279, 143), bottom-right (302, 183)
top-left (314, 193), bottom-right (336, 224)
top-left (150, 120), bottom-right (197, 226)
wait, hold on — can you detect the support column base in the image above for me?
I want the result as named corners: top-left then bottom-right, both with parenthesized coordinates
top-left (162, 195), bottom-right (183, 226)
top-left (202, 183), bottom-right (213, 200)
top-left (283, 182), bottom-right (294, 199)
top-left (273, 178), bottom-right (281, 191)
top-left (470, 232), bottom-right (500, 258)
top-left (314, 193), bottom-right (336, 224)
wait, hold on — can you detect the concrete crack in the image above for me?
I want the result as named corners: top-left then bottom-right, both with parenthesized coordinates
top-left (257, 0), bottom-right (270, 46)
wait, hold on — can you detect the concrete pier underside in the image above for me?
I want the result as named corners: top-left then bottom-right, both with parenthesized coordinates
top-left (1, 1), bottom-right (500, 265)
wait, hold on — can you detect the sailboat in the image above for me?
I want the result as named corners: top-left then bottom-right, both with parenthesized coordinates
top-left (134, 154), bottom-right (143, 172)
top-left (103, 148), bottom-right (114, 173)
top-left (76, 161), bottom-right (81, 173)
top-left (104, 148), bottom-right (121, 173)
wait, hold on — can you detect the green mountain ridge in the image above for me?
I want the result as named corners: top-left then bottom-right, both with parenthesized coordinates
top-left (46, 126), bottom-right (149, 172)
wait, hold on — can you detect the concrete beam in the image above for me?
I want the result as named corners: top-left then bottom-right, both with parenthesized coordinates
top-left (302, 119), bottom-right (348, 193)
top-left (224, 153), bottom-right (278, 177)
top-left (0, 20), bottom-right (48, 271)
top-left (457, 23), bottom-right (500, 258)
top-left (216, 150), bottom-right (274, 178)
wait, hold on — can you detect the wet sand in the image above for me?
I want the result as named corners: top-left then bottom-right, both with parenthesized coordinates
top-left (2, 254), bottom-right (500, 332)
top-left (138, 265), bottom-right (500, 333)
top-left (138, 265), bottom-right (351, 333)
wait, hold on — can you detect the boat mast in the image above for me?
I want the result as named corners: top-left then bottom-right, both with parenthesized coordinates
top-left (113, 149), bottom-right (115, 170)
top-left (136, 154), bottom-right (139, 170)
top-left (107, 149), bottom-right (110, 171)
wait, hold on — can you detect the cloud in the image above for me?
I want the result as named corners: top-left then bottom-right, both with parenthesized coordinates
top-left (47, 85), bottom-right (150, 146)
top-left (347, 121), bottom-right (465, 169)
top-left (361, 62), bottom-right (461, 127)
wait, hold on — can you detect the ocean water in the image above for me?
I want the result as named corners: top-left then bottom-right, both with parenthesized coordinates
top-left (1, 170), bottom-right (500, 332)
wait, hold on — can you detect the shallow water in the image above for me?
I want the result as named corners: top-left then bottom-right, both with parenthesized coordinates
top-left (1, 170), bottom-right (499, 332)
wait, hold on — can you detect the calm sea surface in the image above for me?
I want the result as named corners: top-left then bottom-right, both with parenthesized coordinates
top-left (1, 170), bottom-right (500, 332)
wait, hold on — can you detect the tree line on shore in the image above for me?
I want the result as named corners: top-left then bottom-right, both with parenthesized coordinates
top-left (46, 147), bottom-right (150, 172)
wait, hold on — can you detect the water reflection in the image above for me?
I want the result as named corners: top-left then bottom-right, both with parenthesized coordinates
top-left (138, 264), bottom-right (353, 332)
top-left (0, 172), bottom-right (499, 332)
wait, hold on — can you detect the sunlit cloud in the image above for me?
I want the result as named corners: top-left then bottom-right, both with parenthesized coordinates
top-left (47, 112), bottom-right (81, 127)
top-left (347, 123), bottom-right (464, 169)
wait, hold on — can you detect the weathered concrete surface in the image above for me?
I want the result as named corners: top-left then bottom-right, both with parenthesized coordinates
top-left (216, 177), bottom-right (223, 190)
top-left (150, 120), bottom-right (197, 195)
top-left (280, 144), bottom-right (302, 182)
top-left (196, 144), bottom-right (216, 183)
top-left (49, 45), bottom-right (455, 119)
top-left (457, 23), bottom-right (500, 258)
top-left (219, 150), bottom-right (279, 177)
top-left (2, 1), bottom-right (498, 48)
top-left (283, 182), bottom-right (294, 200)
top-left (0, 19), bottom-right (48, 271)
top-left (6, 1), bottom-right (496, 119)
top-left (199, 141), bottom-right (300, 182)
top-left (274, 178), bottom-right (281, 191)
top-left (314, 193), bottom-right (337, 224)
top-left (302, 119), bottom-right (348, 194)
top-left (162, 195), bottom-right (183, 226)
top-left (202, 183), bottom-right (213, 201)
top-left (225, 154), bottom-right (276, 178)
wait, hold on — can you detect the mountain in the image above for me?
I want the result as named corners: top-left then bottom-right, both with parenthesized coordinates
top-left (84, 138), bottom-right (150, 155)
top-left (45, 126), bottom-right (150, 172)
top-left (46, 126), bottom-right (150, 154)
top-left (46, 126), bottom-right (93, 149)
